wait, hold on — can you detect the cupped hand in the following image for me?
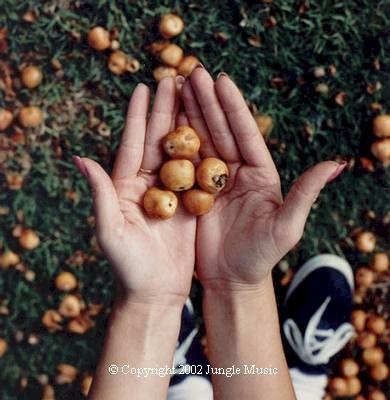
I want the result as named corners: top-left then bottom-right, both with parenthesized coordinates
top-left (181, 67), bottom-right (346, 291)
top-left (73, 77), bottom-right (196, 306)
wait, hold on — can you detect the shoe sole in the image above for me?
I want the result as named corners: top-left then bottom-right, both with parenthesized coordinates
top-left (284, 254), bottom-right (354, 304)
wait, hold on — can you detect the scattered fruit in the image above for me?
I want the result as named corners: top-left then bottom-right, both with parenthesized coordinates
top-left (366, 315), bottom-right (386, 335)
top-left (159, 13), bottom-right (184, 38)
top-left (160, 159), bottom-right (195, 191)
top-left (153, 66), bottom-right (177, 82)
top-left (0, 108), bottom-right (13, 130)
top-left (371, 138), bottom-right (390, 162)
top-left (369, 362), bottom-right (388, 381)
top-left (355, 266), bottom-right (375, 287)
top-left (196, 157), bottom-right (229, 194)
top-left (107, 50), bottom-right (129, 75)
top-left (0, 250), bottom-right (20, 268)
top-left (328, 377), bottom-right (348, 397)
top-left (159, 43), bottom-right (183, 67)
top-left (182, 189), bottom-right (215, 216)
top-left (372, 114), bottom-right (390, 138)
top-left (56, 363), bottom-right (78, 384)
top-left (345, 376), bottom-right (361, 396)
top-left (19, 228), bottom-right (40, 250)
top-left (162, 125), bottom-right (200, 159)
top-left (361, 347), bottom-right (384, 366)
top-left (0, 338), bottom-right (7, 357)
top-left (18, 106), bottom-right (43, 127)
top-left (67, 315), bottom-right (94, 334)
top-left (81, 374), bottom-right (93, 396)
top-left (254, 114), bottom-right (273, 137)
top-left (351, 309), bottom-right (367, 332)
top-left (143, 187), bottom-right (178, 219)
top-left (59, 295), bottom-right (82, 318)
top-left (55, 271), bottom-right (78, 291)
top-left (42, 310), bottom-right (63, 332)
top-left (356, 331), bottom-right (377, 349)
top-left (368, 389), bottom-right (387, 400)
top-left (369, 252), bottom-right (389, 273)
top-left (21, 65), bottom-right (42, 88)
top-left (340, 358), bottom-right (359, 378)
top-left (87, 26), bottom-right (110, 51)
top-left (177, 55), bottom-right (199, 77)
top-left (355, 231), bottom-right (376, 253)
top-left (41, 384), bottom-right (55, 400)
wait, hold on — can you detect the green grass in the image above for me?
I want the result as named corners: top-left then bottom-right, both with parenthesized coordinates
top-left (1, 0), bottom-right (389, 398)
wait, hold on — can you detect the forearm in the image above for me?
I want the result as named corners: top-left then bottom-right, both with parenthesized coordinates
top-left (89, 296), bottom-right (182, 400)
top-left (203, 274), bottom-right (296, 400)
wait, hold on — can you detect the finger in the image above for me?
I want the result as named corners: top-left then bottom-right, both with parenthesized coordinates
top-left (215, 74), bottom-right (275, 169)
top-left (275, 161), bottom-right (347, 250)
top-left (141, 77), bottom-right (176, 171)
top-left (181, 79), bottom-right (219, 158)
top-left (73, 156), bottom-right (124, 245)
top-left (112, 83), bottom-right (150, 181)
top-left (190, 67), bottom-right (241, 162)
top-left (170, 75), bottom-right (186, 131)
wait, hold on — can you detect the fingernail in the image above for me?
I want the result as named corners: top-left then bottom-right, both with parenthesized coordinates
top-left (217, 71), bottom-right (229, 79)
top-left (326, 161), bottom-right (347, 183)
top-left (194, 63), bottom-right (205, 69)
top-left (72, 155), bottom-right (89, 179)
top-left (176, 75), bottom-right (185, 85)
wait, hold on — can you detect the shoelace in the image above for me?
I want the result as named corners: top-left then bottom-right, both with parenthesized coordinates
top-left (283, 296), bottom-right (355, 365)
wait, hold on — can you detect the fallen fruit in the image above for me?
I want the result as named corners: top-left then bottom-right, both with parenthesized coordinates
top-left (345, 376), bottom-right (361, 396)
top-left (159, 43), bottom-right (183, 67)
top-left (355, 231), bottom-right (376, 253)
top-left (0, 338), bottom-right (7, 357)
top-left (162, 126), bottom-right (200, 159)
top-left (143, 187), bottom-right (178, 219)
top-left (0, 250), bottom-right (20, 268)
top-left (59, 294), bottom-right (82, 318)
top-left (19, 106), bottom-right (43, 128)
top-left (366, 315), bottom-right (386, 335)
top-left (369, 362), bottom-right (388, 381)
top-left (153, 66), bottom-right (177, 82)
top-left (182, 189), bottom-right (215, 216)
top-left (160, 159), bottom-right (195, 191)
top-left (355, 266), bottom-right (375, 287)
top-left (362, 347), bottom-right (384, 366)
top-left (196, 157), bottom-right (229, 194)
top-left (19, 228), bottom-right (40, 250)
top-left (21, 65), bottom-right (42, 88)
top-left (67, 315), bottom-right (94, 334)
top-left (56, 363), bottom-right (78, 384)
top-left (42, 384), bottom-right (55, 400)
top-left (368, 389), bottom-right (386, 400)
top-left (339, 358), bottom-right (359, 378)
top-left (87, 26), bottom-right (110, 51)
top-left (159, 13), bottom-right (184, 38)
top-left (81, 374), bottom-right (93, 396)
top-left (372, 114), bottom-right (390, 138)
top-left (108, 50), bottom-right (130, 75)
top-left (351, 309), bottom-right (367, 332)
top-left (177, 55), bottom-right (199, 77)
top-left (0, 109), bottom-right (13, 130)
top-left (328, 377), bottom-right (348, 397)
top-left (42, 309), bottom-right (63, 332)
top-left (356, 331), bottom-right (377, 349)
top-left (254, 114), bottom-right (273, 137)
top-left (55, 271), bottom-right (78, 291)
top-left (369, 252), bottom-right (389, 273)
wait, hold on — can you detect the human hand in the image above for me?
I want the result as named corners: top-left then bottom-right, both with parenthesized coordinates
top-left (181, 67), bottom-right (346, 292)
top-left (72, 77), bottom-right (196, 307)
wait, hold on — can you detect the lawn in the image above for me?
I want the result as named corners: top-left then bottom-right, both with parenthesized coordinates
top-left (0, 0), bottom-right (389, 399)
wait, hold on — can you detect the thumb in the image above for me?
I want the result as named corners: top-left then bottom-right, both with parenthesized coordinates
top-left (72, 156), bottom-right (123, 242)
top-left (276, 160), bottom-right (347, 249)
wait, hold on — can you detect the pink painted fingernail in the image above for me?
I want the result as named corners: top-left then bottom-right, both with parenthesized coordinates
top-left (217, 71), bottom-right (228, 79)
top-left (72, 155), bottom-right (89, 178)
top-left (326, 161), bottom-right (347, 183)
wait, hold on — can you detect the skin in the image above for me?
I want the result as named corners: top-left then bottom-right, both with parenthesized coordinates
top-left (73, 68), bottom-right (345, 399)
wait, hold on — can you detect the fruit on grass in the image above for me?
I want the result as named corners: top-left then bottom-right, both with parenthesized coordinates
top-left (369, 362), bottom-right (388, 381)
top-left (0, 109), bottom-right (13, 130)
top-left (143, 187), bottom-right (178, 219)
top-left (355, 231), bottom-right (376, 253)
top-left (254, 114), bottom-right (273, 137)
top-left (368, 389), bottom-right (387, 400)
top-left (81, 374), bottom-right (93, 396)
top-left (19, 228), bottom-right (40, 250)
top-left (21, 65), bottom-right (42, 88)
top-left (351, 309), bottom-right (367, 332)
top-left (18, 106), bottom-right (43, 127)
top-left (196, 157), bottom-right (229, 194)
top-left (153, 66), bottom-right (177, 82)
top-left (369, 252), bottom-right (389, 273)
top-left (67, 315), bottom-right (94, 334)
top-left (55, 271), bottom-right (78, 291)
top-left (159, 13), bottom-right (184, 38)
top-left (0, 338), bottom-right (7, 357)
top-left (362, 347), bottom-right (384, 366)
top-left (162, 126), bottom-right (200, 158)
top-left (366, 315), bottom-right (386, 335)
top-left (159, 43), bottom-right (183, 67)
top-left (42, 310), bottom-right (63, 332)
top-left (328, 377), bottom-right (348, 396)
top-left (339, 358), bottom-right (359, 377)
top-left (0, 250), bottom-right (20, 268)
top-left (160, 160), bottom-right (195, 191)
top-left (356, 331), bottom-right (377, 349)
top-left (371, 139), bottom-right (390, 162)
top-left (107, 50), bottom-right (136, 75)
top-left (372, 114), bottom-right (390, 138)
top-left (59, 295), bottom-right (82, 318)
top-left (355, 266), bottom-right (375, 287)
top-left (345, 377), bottom-right (361, 396)
top-left (177, 55), bottom-right (199, 77)
top-left (87, 26), bottom-right (110, 51)
top-left (182, 189), bottom-right (215, 216)
top-left (56, 363), bottom-right (78, 384)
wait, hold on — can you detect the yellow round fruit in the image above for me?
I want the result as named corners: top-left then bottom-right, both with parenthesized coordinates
top-left (21, 65), bottom-right (42, 88)
top-left (159, 13), bottom-right (184, 38)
